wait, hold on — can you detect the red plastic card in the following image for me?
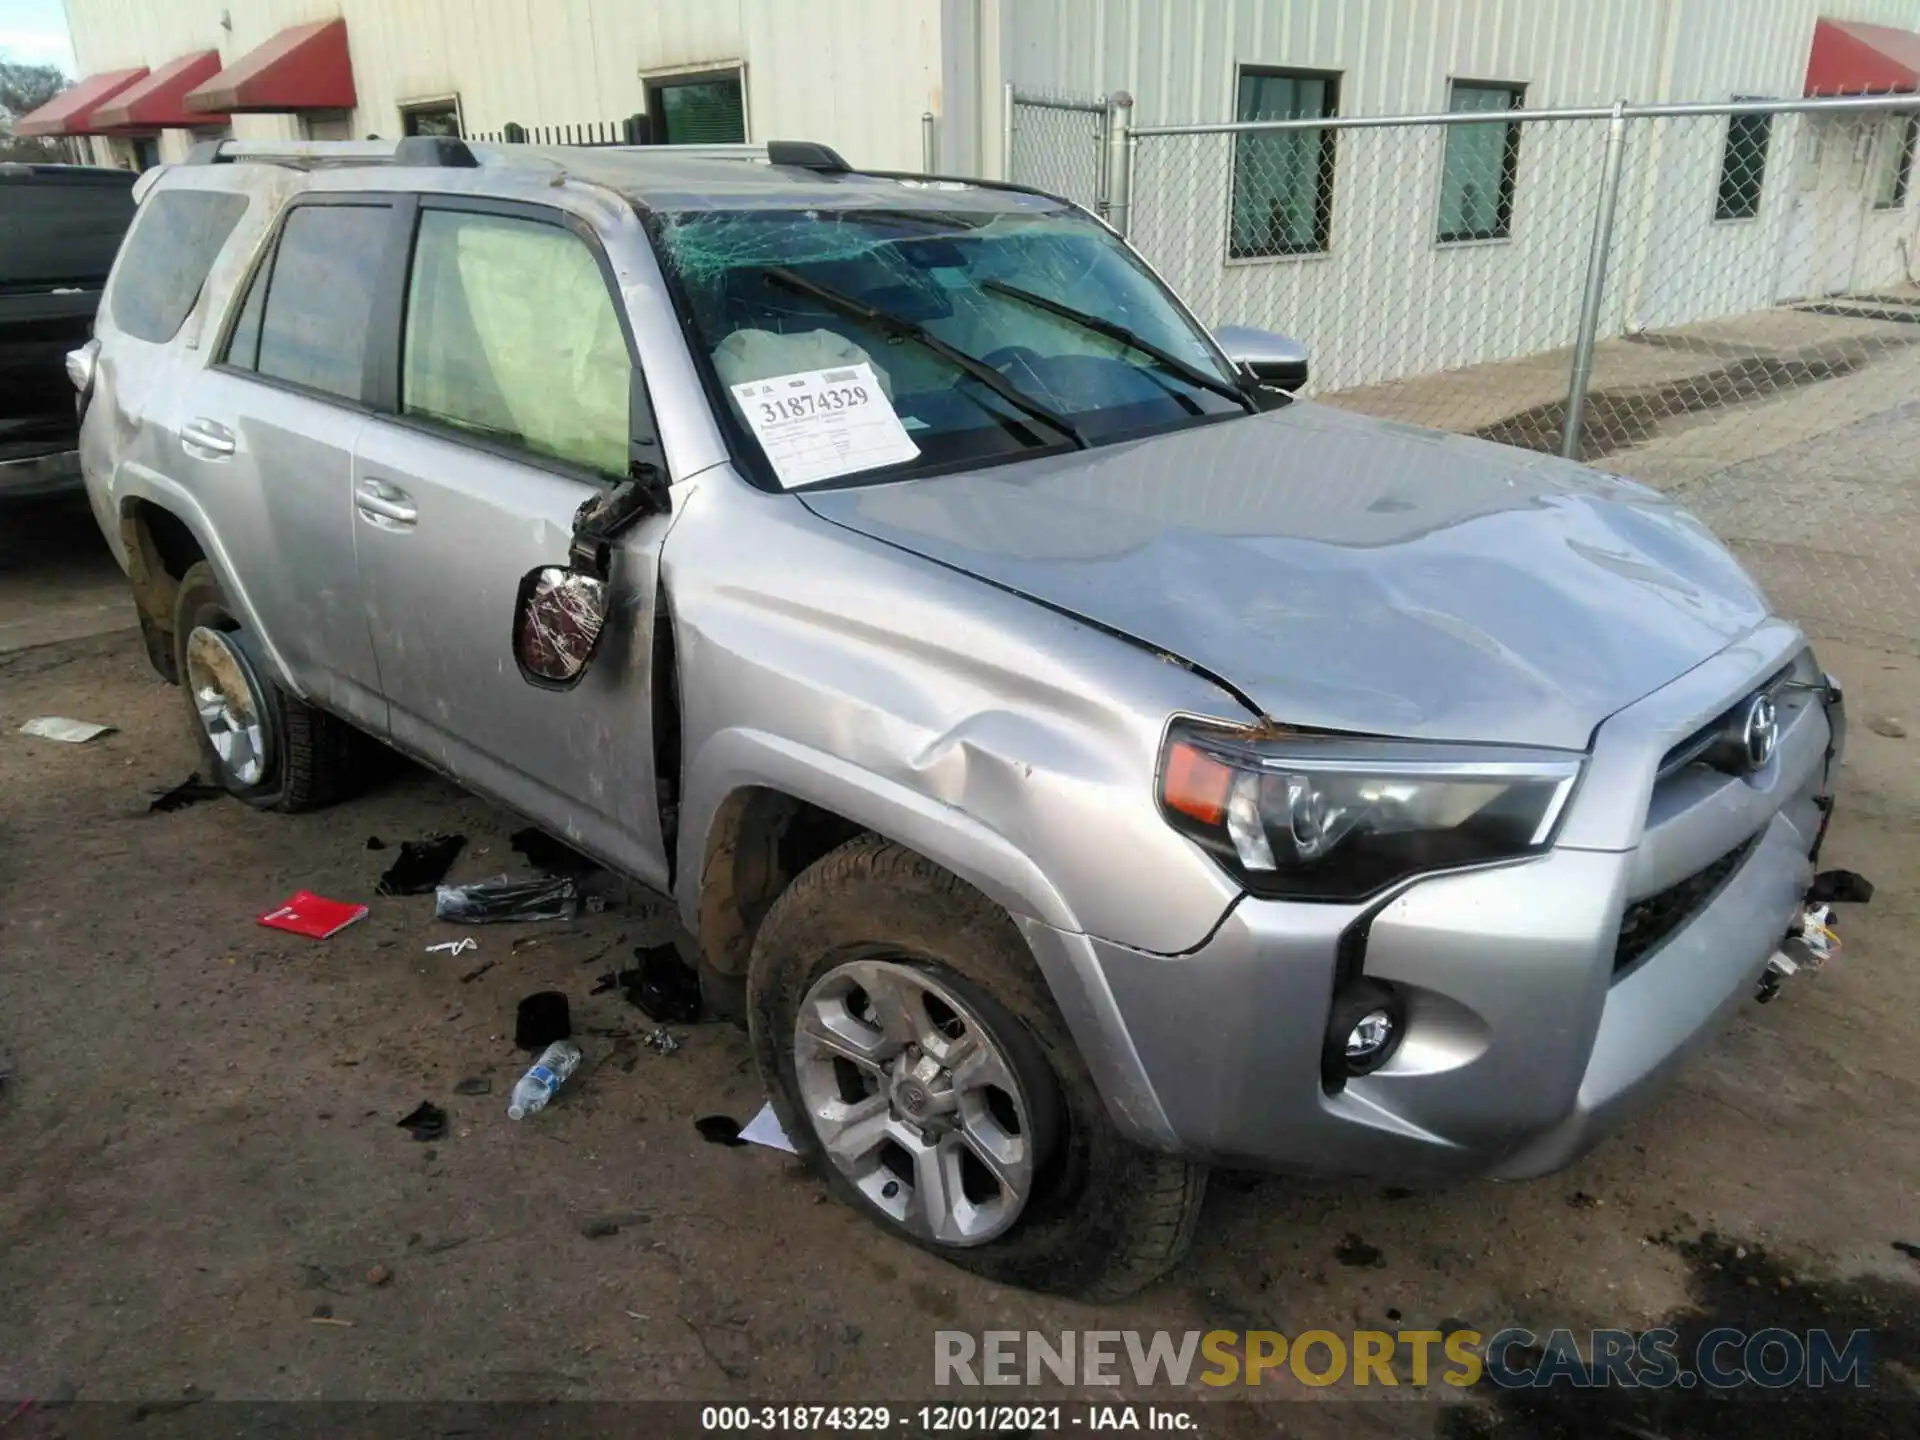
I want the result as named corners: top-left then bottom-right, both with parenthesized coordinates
top-left (258, 890), bottom-right (369, 940)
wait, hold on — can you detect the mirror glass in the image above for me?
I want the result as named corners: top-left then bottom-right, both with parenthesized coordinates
top-left (514, 566), bottom-right (610, 685)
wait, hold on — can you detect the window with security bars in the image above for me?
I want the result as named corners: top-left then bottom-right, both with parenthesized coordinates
top-left (1229, 68), bottom-right (1339, 258)
top-left (1874, 113), bottom-right (1917, 209)
top-left (1437, 81), bottom-right (1523, 242)
top-left (646, 70), bottom-right (747, 145)
top-left (1715, 108), bottom-right (1771, 221)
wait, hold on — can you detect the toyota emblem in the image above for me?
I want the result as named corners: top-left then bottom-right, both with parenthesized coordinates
top-left (1742, 693), bottom-right (1779, 772)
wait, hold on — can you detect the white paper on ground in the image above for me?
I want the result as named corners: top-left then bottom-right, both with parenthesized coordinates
top-left (20, 716), bottom-right (115, 743)
top-left (730, 362), bottom-right (920, 488)
top-left (739, 1100), bottom-right (799, 1154)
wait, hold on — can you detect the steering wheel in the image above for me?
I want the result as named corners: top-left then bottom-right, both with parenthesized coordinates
top-left (980, 344), bottom-right (1046, 376)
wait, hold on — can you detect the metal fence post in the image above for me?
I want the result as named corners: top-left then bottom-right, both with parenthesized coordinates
top-left (1000, 82), bottom-right (1016, 181)
top-left (1561, 100), bottom-right (1631, 461)
top-left (921, 111), bottom-right (937, 172)
top-left (1105, 91), bottom-right (1135, 236)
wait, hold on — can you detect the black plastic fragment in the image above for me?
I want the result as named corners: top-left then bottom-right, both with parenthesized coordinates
top-left (366, 836), bottom-right (387, 851)
top-left (510, 826), bottom-right (601, 877)
top-left (515, 991), bottom-right (572, 1051)
top-left (1808, 869), bottom-right (1874, 904)
top-left (396, 1101), bottom-right (448, 1141)
top-left (696, 1115), bottom-right (747, 1147)
top-left (148, 773), bottom-right (226, 813)
top-left (377, 833), bottom-right (468, 896)
top-left (627, 943), bottom-right (702, 1023)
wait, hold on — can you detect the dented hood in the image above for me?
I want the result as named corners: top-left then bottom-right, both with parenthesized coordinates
top-left (799, 403), bottom-right (1770, 751)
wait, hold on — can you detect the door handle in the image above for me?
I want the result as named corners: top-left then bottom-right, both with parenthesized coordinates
top-left (182, 418), bottom-right (235, 458)
top-left (355, 479), bottom-right (417, 527)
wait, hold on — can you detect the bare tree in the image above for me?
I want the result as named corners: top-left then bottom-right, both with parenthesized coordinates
top-left (1, 61), bottom-right (74, 163)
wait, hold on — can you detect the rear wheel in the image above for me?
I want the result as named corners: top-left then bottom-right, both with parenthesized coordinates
top-left (748, 834), bottom-right (1207, 1300)
top-left (171, 561), bottom-right (366, 812)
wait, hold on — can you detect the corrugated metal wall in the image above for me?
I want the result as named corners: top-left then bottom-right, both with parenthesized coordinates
top-left (65, 0), bottom-right (946, 170)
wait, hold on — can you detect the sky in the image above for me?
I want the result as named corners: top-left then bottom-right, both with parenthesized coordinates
top-left (0, 0), bottom-right (77, 76)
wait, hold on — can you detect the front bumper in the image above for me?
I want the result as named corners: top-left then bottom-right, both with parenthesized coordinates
top-left (1026, 623), bottom-right (1839, 1180)
top-left (0, 447), bottom-right (82, 501)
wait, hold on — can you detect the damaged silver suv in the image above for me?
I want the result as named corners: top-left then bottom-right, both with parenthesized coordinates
top-left (77, 136), bottom-right (1850, 1299)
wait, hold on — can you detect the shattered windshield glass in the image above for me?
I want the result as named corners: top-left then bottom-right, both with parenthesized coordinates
top-left (651, 205), bottom-right (1247, 488)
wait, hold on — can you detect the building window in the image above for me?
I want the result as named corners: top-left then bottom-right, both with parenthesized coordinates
top-left (1438, 81), bottom-right (1523, 242)
top-left (1229, 68), bottom-right (1339, 258)
top-left (1715, 108), bottom-right (1772, 221)
top-left (645, 69), bottom-right (747, 145)
top-left (1874, 113), bottom-right (1917, 209)
top-left (401, 98), bottom-right (463, 139)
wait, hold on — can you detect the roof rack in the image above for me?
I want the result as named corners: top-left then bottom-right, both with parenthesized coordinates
top-left (183, 135), bottom-right (479, 169)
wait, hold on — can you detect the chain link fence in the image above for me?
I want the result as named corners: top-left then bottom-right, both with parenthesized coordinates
top-left (1120, 96), bottom-right (1920, 655)
top-left (1005, 88), bottom-right (1111, 215)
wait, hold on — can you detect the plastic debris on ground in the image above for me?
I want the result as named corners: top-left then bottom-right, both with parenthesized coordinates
top-left (509, 1040), bottom-right (582, 1120)
top-left (365, 836), bottom-right (387, 850)
top-left (458, 959), bottom-right (495, 984)
top-left (19, 717), bottom-right (114, 744)
top-left (376, 833), bottom-right (468, 896)
top-left (515, 990), bottom-right (572, 1051)
top-left (642, 1027), bottom-right (681, 1056)
top-left (434, 874), bottom-right (579, 924)
top-left (148, 773), bottom-right (225, 813)
top-left (425, 938), bottom-right (477, 956)
top-left (258, 891), bottom-right (369, 940)
top-left (591, 943), bottom-right (704, 1020)
top-left (695, 1115), bottom-right (748, 1147)
top-left (453, 1076), bottom-right (492, 1096)
top-left (739, 1101), bottom-right (799, 1153)
top-left (396, 1101), bottom-right (447, 1141)
top-left (509, 826), bottom-right (601, 877)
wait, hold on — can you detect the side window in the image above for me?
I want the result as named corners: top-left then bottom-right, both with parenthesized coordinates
top-left (109, 189), bottom-right (248, 343)
top-left (401, 208), bottom-right (633, 478)
top-left (253, 203), bottom-right (392, 402)
top-left (222, 251), bottom-right (270, 372)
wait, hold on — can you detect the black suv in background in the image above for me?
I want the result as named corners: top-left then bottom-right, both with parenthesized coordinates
top-left (1, 163), bottom-right (135, 500)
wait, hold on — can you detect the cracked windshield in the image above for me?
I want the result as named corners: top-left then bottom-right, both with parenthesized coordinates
top-left (653, 205), bottom-right (1249, 487)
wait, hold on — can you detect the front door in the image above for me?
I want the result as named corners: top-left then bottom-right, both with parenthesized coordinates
top-left (350, 199), bottom-right (671, 888)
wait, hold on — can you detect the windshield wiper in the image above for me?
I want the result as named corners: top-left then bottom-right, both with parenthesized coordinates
top-left (980, 280), bottom-right (1253, 411)
top-left (762, 266), bottom-right (1087, 449)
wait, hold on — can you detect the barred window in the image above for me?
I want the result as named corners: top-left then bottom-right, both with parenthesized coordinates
top-left (1438, 81), bottom-right (1523, 242)
top-left (1874, 114), bottom-right (1917, 210)
top-left (1229, 68), bottom-right (1339, 258)
top-left (1715, 109), bottom-right (1772, 221)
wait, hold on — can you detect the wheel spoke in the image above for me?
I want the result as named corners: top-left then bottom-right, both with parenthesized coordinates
top-left (957, 1099), bottom-right (1028, 1200)
top-left (904, 1128), bottom-right (964, 1242)
top-left (949, 1035), bottom-right (1016, 1096)
top-left (854, 964), bottom-right (933, 1053)
top-left (795, 999), bottom-right (891, 1072)
top-left (815, 1094), bottom-right (890, 1172)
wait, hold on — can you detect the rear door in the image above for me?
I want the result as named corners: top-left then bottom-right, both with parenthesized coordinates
top-left (350, 197), bottom-right (672, 889)
top-left (184, 195), bottom-right (399, 732)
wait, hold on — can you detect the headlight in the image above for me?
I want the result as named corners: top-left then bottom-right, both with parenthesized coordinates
top-left (1158, 722), bottom-right (1583, 901)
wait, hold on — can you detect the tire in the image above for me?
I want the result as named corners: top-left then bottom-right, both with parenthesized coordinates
top-left (748, 834), bottom-right (1207, 1300)
top-left (171, 560), bottom-right (367, 813)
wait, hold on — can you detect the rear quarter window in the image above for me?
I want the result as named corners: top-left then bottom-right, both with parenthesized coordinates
top-left (0, 174), bottom-right (136, 290)
top-left (109, 189), bottom-right (249, 344)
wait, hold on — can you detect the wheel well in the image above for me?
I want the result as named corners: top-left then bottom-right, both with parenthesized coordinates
top-left (697, 789), bottom-right (868, 981)
top-left (118, 499), bottom-right (206, 684)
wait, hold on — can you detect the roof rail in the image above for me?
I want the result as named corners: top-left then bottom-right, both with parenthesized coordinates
top-left (183, 135), bottom-right (480, 169)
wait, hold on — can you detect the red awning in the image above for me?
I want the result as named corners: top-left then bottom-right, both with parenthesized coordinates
top-left (1806, 17), bottom-right (1920, 96)
top-left (184, 18), bottom-right (356, 114)
top-left (12, 67), bottom-right (148, 136)
top-left (91, 50), bottom-right (231, 130)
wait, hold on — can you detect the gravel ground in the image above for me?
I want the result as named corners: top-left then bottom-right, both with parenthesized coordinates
top-left (1, 501), bottom-right (1916, 1440)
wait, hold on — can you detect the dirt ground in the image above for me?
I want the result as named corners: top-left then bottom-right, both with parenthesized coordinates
top-left (2, 496), bottom-right (1917, 1439)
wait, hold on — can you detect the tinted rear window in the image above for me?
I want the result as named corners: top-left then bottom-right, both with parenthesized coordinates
top-left (0, 174), bottom-right (136, 290)
top-left (252, 203), bottom-right (391, 402)
top-left (109, 189), bottom-right (248, 344)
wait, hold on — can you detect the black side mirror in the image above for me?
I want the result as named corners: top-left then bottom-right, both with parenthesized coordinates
top-left (512, 566), bottom-right (612, 689)
top-left (1213, 324), bottom-right (1310, 403)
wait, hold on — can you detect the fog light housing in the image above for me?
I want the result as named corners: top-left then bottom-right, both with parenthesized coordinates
top-left (1322, 979), bottom-right (1403, 1085)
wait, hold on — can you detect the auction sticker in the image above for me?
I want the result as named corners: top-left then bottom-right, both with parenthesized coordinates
top-left (731, 363), bottom-right (920, 487)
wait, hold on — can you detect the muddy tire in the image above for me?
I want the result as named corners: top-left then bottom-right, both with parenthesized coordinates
top-left (171, 561), bottom-right (367, 813)
top-left (748, 833), bottom-right (1207, 1300)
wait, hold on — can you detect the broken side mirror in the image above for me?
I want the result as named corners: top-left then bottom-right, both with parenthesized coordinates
top-left (1213, 324), bottom-right (1309, 406)
top-left (512, 565), bottom-right (611, 689)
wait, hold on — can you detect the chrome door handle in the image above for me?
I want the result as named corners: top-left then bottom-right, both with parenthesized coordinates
top-left (354, 480), bottom-right (417, 526)
top-left (182, 418), bottom-right (235, 458)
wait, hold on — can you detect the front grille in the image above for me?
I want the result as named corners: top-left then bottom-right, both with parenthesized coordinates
top-left (1613, 836), bottom-right (1758, 976)
top-left (1656, 663), bottom-right (1794, 779)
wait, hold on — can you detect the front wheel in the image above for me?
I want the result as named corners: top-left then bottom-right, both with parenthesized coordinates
top-left (748, 834), bottom-right (1207, 1300)
top-left (171, 561), bottom-right (367, 812)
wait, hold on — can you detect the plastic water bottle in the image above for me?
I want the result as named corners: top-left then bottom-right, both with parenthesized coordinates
top-left (508, 1040), bottom-right (582, 1120)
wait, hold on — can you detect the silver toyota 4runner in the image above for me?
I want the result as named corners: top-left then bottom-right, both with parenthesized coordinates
top-left (75, 136), bottom-right (1851, 1300)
